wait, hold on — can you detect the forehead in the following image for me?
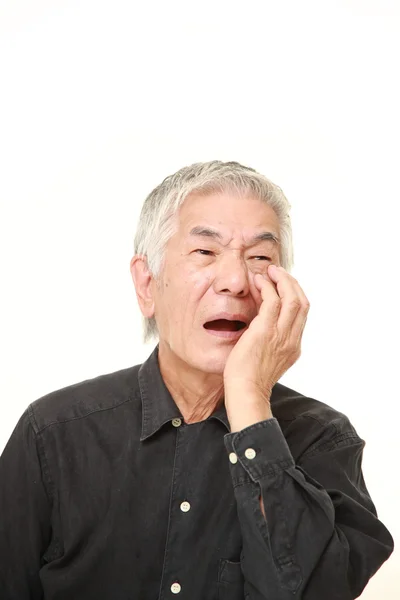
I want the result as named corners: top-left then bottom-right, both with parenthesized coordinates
top-left (177, 190), bottom-right (280, 239)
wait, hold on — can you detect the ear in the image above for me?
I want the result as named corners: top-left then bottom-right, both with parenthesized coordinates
top-left (130, 255), bottom-right (156, 319)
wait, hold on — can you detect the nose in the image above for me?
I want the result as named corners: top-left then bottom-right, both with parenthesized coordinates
top-left (213, 251), bottom-right (251, 296)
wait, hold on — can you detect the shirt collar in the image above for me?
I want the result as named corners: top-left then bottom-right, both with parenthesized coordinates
top-left (138, 344), bottom-right (230, 441)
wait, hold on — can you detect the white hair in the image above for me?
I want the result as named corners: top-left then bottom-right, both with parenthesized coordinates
top-left (133, 160), bottom-right (294, 344)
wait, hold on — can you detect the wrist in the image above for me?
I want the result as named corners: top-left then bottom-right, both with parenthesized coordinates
top-left (224, 387), bottom-right (274, 433)
top-left (224, 380), bottom-right (272, 402)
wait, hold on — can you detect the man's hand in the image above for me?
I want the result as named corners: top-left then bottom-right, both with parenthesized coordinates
top-left (223, 265), bottom-right (310, 430)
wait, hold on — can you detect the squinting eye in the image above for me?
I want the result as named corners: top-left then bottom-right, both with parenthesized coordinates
top-left (195, 249), bottom-right (213, 255)
top-left (195, 250), bottom-right (271, 261)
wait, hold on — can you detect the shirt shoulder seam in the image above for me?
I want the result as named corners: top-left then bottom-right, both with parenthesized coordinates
top-left (26, 405), bottom-right (55, 502)
top-left (28, 394), bottom-right (137, 434)
top-left (301, 429), bottom-right (365, 460)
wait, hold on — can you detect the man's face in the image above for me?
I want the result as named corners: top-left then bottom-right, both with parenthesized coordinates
top-left (151, 190), bottom-right (281, 374)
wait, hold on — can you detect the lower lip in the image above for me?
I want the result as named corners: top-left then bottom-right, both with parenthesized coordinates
top-left (203, 326), bottom-right (247, 340)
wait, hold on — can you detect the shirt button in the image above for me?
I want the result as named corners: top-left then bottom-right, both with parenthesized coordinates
top-left (172, 418), bottom-right (182, 427)
top-left (245, 448), bottom-right (256, 459)
top-left (180, 501), bottom-right (191, 512)
top-left (171, 582), bottom-right (181, 594)
top-left (229, 452), bottom-right (238, 464)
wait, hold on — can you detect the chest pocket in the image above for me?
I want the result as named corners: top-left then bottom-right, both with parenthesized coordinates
top-left (217, 558), bottom-right (245, 600)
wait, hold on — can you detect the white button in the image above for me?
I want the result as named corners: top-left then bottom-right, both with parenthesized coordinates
top-left (180, 501), bottom-right (191, 512)
top-left (171, 582), bottom-right (181, 594)
top-left (229, 452), bottom-right (238, 464)
top-left (172, 418), bottom-right (182, 427)
top-left (245, 448), bottom-right (256, 459)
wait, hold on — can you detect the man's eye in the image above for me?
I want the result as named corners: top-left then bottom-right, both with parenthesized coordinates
top-left (195, 249), bottom-right (213, 255)
top-left (195, 250), bottom-right (271, 261)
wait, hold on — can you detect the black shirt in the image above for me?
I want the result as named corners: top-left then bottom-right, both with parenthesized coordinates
top-left (0, 344), bottom-right (394, 599)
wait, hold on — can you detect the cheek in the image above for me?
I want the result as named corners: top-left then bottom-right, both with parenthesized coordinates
top-left (164, 269), bottom-right (205, 306)
top-left (183, 263), bottom-right (211, 286)
top-left (191, 273), bottom-right (213, 295)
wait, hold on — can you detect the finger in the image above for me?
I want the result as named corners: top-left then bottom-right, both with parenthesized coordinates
top-left (266, 268), bottom-right (303, 332)
top-left (254, 273), bottom-right (281, 328)
top-left (255, 270), bottom-right (309, 338)
top-left (279, 274), bottom-right (310, 344)
top-left (290, 280), bottom-right (310, 344)
top-left (258, 267), bottom-right (310, 350)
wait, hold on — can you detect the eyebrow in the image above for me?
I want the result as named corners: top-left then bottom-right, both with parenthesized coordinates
top-left (188, 226), bottom-right (280, 246)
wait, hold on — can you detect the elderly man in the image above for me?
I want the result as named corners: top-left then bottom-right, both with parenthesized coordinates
top-left (0, 160), bottom-right (394, 599)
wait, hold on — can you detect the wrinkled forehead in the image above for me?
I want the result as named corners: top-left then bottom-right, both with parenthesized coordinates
top-left (175, 190), bottom-right (280, 243)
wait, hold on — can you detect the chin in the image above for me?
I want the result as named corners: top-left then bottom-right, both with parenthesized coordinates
top-left (195, 346), bottom-right (232, 374)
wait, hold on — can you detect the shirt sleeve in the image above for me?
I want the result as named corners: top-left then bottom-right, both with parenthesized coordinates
top-left (0, 408), bottom-right (52, 599)
top-left (223, 417), bottom-right (394, 600)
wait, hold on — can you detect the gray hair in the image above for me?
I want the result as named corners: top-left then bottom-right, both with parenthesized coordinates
top-left (133, 160), bottom-right (294, 345)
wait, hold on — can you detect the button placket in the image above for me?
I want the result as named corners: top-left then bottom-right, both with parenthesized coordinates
top-left (170, 418), bottom-right (189, 594)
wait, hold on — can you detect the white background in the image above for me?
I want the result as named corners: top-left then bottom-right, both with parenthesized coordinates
top-left (0, 1), bottom-right (399, 597)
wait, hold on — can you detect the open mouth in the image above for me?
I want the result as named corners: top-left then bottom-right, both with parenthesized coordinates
top-left (203, 319), bottom-right (247, 332)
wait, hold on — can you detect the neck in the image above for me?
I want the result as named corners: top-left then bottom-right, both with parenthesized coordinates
top-left (157, 341), bottom-right (225, 424)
